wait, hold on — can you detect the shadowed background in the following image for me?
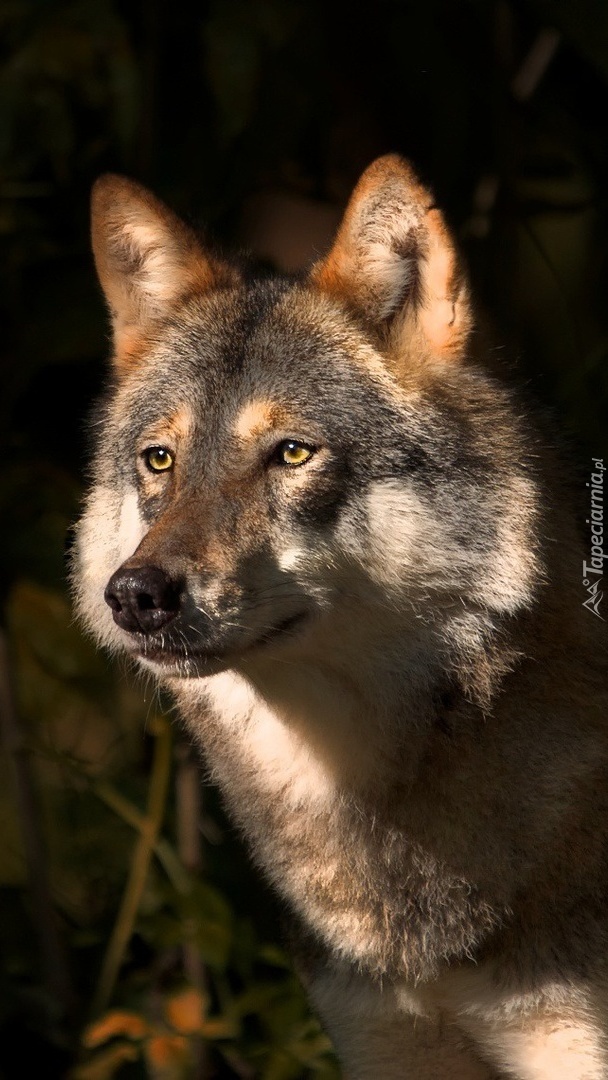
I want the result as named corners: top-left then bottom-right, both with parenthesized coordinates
top-left (1, 1), bottom-right (607, 1077)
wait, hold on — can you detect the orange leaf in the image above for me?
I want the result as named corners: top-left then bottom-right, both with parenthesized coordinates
top-left (83, 1010), bottom-right (149, 1048)
top-left (165, 988), bottom-right (206, 1034)
top-left (145, 1034), bottom-right (189, 1068)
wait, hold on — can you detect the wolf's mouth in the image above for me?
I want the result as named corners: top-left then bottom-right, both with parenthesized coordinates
top-left (128, 610), bottom-right (310, 672)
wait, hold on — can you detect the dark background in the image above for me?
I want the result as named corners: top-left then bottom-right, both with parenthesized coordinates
top-left (1, 2), bottom-right (607, 1077)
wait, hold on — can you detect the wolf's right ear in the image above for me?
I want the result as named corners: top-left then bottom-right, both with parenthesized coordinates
top-left (311, 155), bottom-right (473, 367)
top-left (91, 175), bottom-right (232, 371)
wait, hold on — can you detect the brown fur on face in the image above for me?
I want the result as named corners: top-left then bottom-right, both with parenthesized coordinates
top-left (75, 157), bottom-right (608, 1080)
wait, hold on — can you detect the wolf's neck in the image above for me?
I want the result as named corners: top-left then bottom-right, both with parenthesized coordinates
top-left (175, 620), bottom-right (450, 801)
top-left (173, 654), bottom-right (502, 982)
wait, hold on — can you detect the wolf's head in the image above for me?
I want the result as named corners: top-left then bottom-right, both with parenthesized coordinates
top-left (74, 156), bottom-right (541, 704)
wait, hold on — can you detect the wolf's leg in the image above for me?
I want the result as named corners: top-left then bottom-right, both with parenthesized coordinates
top-left (308, 967), bottom-right (498, 1080)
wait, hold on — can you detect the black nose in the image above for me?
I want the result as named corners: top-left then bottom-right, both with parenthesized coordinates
top-left (104, 566), bottom-right (181, 634)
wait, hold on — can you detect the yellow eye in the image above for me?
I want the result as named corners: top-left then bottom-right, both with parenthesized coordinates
top-left (277, 440), bottom-right (314, 467)
top-left (144, 446), bottom-right (174, 472)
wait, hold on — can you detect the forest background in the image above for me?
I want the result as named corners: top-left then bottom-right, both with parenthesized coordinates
top-left (1, 1), bottom-right (607, 1077)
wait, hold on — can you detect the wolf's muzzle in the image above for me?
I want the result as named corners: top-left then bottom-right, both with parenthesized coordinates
top-left (104, 565), bottom-right (182, 634)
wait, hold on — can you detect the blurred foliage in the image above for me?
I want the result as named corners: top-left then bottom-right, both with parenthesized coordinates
top-left (1, 0), bottom-right (607, 1077)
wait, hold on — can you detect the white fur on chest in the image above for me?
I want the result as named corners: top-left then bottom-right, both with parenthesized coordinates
top-left (198, 670), bottom-right (337, 809)
top-left (185, 670), bottom-right (389, 968)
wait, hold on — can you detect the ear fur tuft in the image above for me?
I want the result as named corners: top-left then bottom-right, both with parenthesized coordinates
top-left (311, 154), bottom-right (473, 364)
top-left (91, 174), bottom-right (233, 370)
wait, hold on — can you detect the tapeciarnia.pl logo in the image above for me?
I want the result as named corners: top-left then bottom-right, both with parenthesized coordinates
top-left (582, 458), bottom-right (605, 619)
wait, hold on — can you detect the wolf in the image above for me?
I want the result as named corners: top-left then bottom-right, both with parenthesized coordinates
top-left (74, 155), bottom-right (608, 1079)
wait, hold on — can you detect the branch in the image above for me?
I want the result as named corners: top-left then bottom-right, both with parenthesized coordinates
top-left (91, 713), bottom-right (172, 1017)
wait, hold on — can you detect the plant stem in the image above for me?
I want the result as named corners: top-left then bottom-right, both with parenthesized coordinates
top-left (175, 737), bottom-right (209, 1078)
top-left (91, 713), bottom-right (172, 1017)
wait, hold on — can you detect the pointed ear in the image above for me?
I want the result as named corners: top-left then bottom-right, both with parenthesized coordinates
top-left (311, 155), bottom-right (473, 363)
top-left (91, 175), bottom-right (233, 370)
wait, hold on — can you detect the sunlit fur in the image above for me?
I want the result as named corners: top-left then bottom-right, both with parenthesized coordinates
top-left (74, 156), bottom-right (608, 1079)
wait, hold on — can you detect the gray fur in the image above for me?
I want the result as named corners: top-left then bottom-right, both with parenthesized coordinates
top-left (74, 157), bottom-right (608, 1079)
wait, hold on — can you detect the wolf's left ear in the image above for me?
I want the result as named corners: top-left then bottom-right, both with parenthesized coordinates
top-left (311, 155), bottom-right (472, 364)
top-left (91, 175), bottom-right (233, 369)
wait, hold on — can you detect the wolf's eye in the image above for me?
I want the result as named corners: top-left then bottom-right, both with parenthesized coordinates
top-left (275, 440), bottom-right (314, 467)
top-left (144, 446), bottom-right (174, 473)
